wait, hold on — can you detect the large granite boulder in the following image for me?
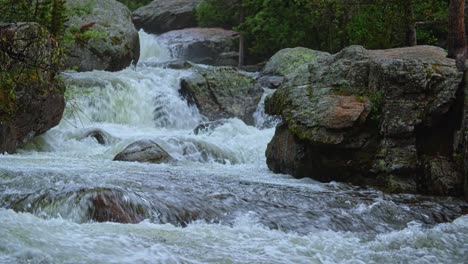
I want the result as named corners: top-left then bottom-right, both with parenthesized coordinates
top-left (180, 65), bottom-right (263, 125)
top-left (158, 28), bottom-right (239, 66)
top-left (65, 0), bottom-right (140, 72)
top-left (258, 47), bottom-right (330, 89)
top-left (114, 140), bottom-right (175, 164)
top-left (0, 23), bottom-right (65, 153)
top-left (265, 45), bottom-right (467, 196)
top-left (132, 0), bottom-right (201, 34)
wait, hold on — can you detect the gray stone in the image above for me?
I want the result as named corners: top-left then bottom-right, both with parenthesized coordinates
top-left (65, 0), bottom-right (140, 72)
top-left (259, 47), bottom-right (330, 90)
top-left (262, 47), bottom-right (330, 77)
top-left (158, 28), bottom-right (239, 66)
top-left (257, 76), bottom-right (284, 89)
top-left (132, 0), bottom-right (201, 34)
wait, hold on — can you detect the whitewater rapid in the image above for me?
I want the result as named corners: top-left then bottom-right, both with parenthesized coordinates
top-left (0, 30), bottom-right (467, 264)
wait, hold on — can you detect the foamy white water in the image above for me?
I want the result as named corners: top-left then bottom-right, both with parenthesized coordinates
top-left (0, 31), bottom-right (467, 264)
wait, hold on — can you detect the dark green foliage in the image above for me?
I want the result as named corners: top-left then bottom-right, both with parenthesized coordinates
top-left (347, 0), bottom-right (448, 49)
top-left (115, 0), bottom-right (152, 11)
top-left (0, 0), bottom-right (68, 39)
top-left (196, 0), bottom-right (450, 59)
top-left (239, 0), bottom-right (317, 57)
top-left (196, 0), bottom-right (239, 28)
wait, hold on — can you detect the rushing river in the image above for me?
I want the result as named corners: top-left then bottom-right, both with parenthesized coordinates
top-left (1, 31), bottom-right (467, 264)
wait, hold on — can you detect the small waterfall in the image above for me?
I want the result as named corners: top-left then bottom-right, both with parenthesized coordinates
top-left (64, 68), bottom-right (201, 129)
top-left (138, 30), bottom-right (171, 63)
top-left (254, 88), bottom-right (281, 129)
top-left (26, 30), bottom-right (277, 165)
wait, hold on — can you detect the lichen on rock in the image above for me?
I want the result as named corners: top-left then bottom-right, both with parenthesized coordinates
top-left (265, 45), bottom-right (467, 197)
top-left (0, 22), bottom-right (65, 153)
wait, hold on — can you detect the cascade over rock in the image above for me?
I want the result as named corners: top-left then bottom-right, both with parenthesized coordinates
top-left (158, 28), bottom-right (239, 66)
top-left (0, 23), bottom-right (65, 154)
top-left (132, 0), bottom-right (201, 34)
top-left (114, 140), bottom-right (175, 164)
top-left (65, 0), bottom-right (140, 72)
top-left (265, 45), bottom-right (467, 196)
top-left (180, 65), bottom-right (263, 125)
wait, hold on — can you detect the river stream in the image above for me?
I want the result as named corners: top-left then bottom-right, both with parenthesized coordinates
top-left (0, 31), bottom-right (467, 264)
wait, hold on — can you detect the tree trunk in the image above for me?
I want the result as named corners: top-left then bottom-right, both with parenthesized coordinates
top-left (405, 0), bottom-right (417, 46)
top-left (238, 0), bottom-right (245, 67)
top-left (447, 0), bottom-right (466, 70)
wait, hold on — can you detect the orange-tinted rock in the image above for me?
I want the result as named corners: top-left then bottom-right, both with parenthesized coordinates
top-left (319, 95), bottom-right (371, 129)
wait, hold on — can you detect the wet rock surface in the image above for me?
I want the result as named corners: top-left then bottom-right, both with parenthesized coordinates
top-left (114, 140), bottom-right (175, 164)
top-left (265, 45), bottom-right (467, 196)
top-left (193, 120), bottom-right (228, 135)
top-left (180, 65), bottom-right (263, 125)
top-left (79, 128), bottom-right (114, 145)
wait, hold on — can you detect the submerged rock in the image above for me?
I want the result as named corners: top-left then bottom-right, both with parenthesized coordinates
top-left (166, 137), bottom-right (238, 164)
top-left (193, 120), bottom-right (227, 135)
top-left (3, 185), bottom-right (149, 224)
top-left (132, 0), bottom-right (201, 34)
top-left (180, 65), bottom-right (263, 125)
top-left (265, 45), bottom-right (467, 196)
top-left (79, 128), bottom-right (115, 145)
top-left (88, 188), bottom-right (147, 224)
top-left (0, 23), bottom-right (65, 154)
top-left (114, 140), bottom-right (175, 164)
top-left (65, 0), bottom-right (140, 72)
top-left (158, 28), bottom-right (239, 66)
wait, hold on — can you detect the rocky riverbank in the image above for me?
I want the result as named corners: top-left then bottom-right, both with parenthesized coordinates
top-left (263, 45), bottom-right (468, 197)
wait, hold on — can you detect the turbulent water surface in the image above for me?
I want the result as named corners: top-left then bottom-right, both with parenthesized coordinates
top-left (1, 30), bottom-right (467, 264)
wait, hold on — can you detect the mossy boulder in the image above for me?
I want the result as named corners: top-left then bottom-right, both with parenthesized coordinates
top-left (65, 0), bottom-right (140, 72)
top-left (180, 65), bottom-right (263, 125)
top-left (266, 45), bottom-right (466, 197)
top-left (258, 47), bottom-right (330, 89)
top-left (262, 47), bottom-right (330, 76)
top-left (0, 23), bottom-right (65, 153)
